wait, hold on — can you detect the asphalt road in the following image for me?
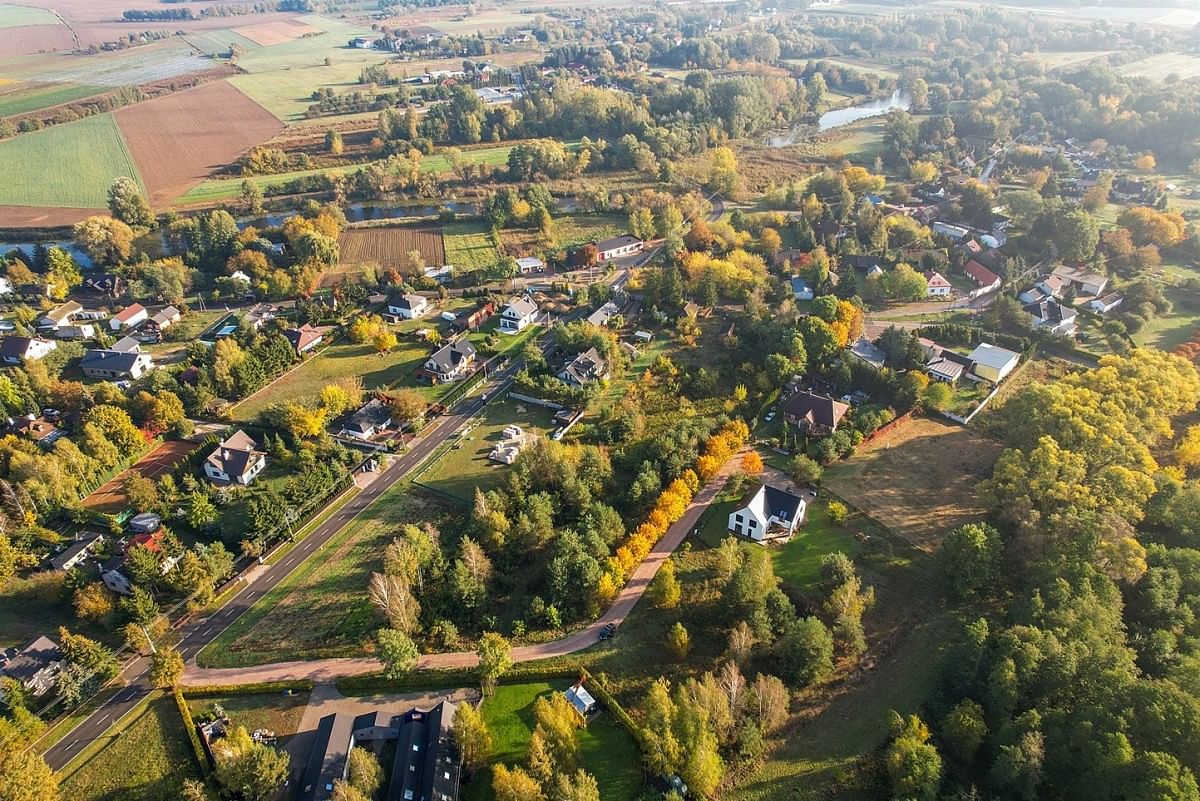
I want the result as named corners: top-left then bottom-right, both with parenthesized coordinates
top-left (42, 363), bottom-right (518, 772)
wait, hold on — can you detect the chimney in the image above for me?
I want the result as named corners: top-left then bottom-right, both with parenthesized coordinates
top-left (222, 449), bottom-right (230, 461)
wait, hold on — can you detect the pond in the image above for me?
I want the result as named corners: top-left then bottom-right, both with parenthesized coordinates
top-left (0, 241), bottom-right (94, 268)
top-left (766, 90), bottom-right (912, 147)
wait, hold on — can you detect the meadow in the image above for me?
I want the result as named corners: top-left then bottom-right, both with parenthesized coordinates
top-left (197, 484), bottom-right (454, 667)
top-left (187, 690), bottom-right (311, 749)
top-left (0, 3), bottom-right (57, 27)
top-left (1024, 50), bottom-right (1114, 69)
top-left (0, 113), bottom-right (143, 208)
top-left (0, 81), bottom-right (106, 117)
top-left (59, 693), bottom-right (202, 801)
top-left (230, 336), bottom-right (432, 422)
top-left (443, 220), bottom-right (499, 271)
top-left (1118, 52), bottom-right (1200, 82)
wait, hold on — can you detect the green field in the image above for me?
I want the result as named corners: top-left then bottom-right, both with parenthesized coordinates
top-left (1024, 50), bottom-right (1114, 69)
top-left (464, 682), bottom-right (643, 801)
top-left (0, 82), bottom-right (108, 117)
top-left (810, 56), bottom-right (898, 78)
top-left (1118, 52), bottom-right (1200, 81)
top-left (60, 694), bottom-right (203, 801)
top-left (0, 113), bottom-right (143, 207)
top-left (231, 335), bottom-right (431, 422)
top-left (176, 144), bottom-right (517, 206)
top-left (443, 220), bottom-right (498, 271)
top-left (1134, 281), bottom-right (1200, 351)
top-left (417, 395), bottom-right (558, 500)
top-left (0, 3), bottom-right (57, 26)
top-left (184, 28), bottom-right (260, 57)
top-left (197, 482), bottom-right (452, 667)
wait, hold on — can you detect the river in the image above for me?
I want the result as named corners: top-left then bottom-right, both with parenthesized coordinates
top-left (766, 90), bottom-right (912, 147)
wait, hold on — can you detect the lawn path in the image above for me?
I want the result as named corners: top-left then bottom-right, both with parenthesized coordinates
top-left (182, 452), bottom-right (744, 685)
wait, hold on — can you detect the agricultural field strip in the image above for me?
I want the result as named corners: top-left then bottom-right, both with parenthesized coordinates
top-left (0, 41), bottom-right (211, 86)
top-left (0, 82), bottom-right (109, 118)
top-left (0, 3), bottom-right (57, 27)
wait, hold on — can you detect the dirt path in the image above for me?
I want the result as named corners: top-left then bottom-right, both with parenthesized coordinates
top-left (182, 454), bottom-right (741, 685)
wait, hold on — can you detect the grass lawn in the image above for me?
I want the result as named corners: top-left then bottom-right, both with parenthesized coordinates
top-left (187, 690), bottom-right (311, 749)
top-left (464, 681), bottom-right (643, 801)
top-left (0, 83), bottom-right (108, 117)
top-left (1118, 52), bottom-right (1200, 82)
top-left (215, 461), bottom-right (296, 539)
top-left (416, 394), bottom-right (558, 500)
top-left (443, 220), bottom-right (498, 271)
top-left (0, 3), bottom-right (57, 26)
top-left (0, 113), bottom-right (144, 208)
top-left (197, 482), bottom-right (454, 667)
top-left (59, 693), bottom-right (202, 801)
top-left (1134, 282), bottom-right (1200, 351)
top-left (231, 336), bottom-right (431, 422)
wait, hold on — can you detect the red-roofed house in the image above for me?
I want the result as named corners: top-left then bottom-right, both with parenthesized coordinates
top-left (110, 303), bottom-right (148, 331)
top-left (924, 270), bottom-right (952, 297)
top-left (963, 261), bottom-right (1002, 298)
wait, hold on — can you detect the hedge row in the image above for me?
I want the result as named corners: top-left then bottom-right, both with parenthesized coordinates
top-left (173, 688), bottom-right (210, 776)
top-left (336, 663), bottom-right (585, 697)
top-left (179, 679), bottom-right (314, 699)
top-left (916, 323), bottom-right (1034, 354)
top-left (585, 672), bottom-right (649, 754)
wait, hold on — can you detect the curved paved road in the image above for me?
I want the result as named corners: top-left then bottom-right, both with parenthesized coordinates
top-left (181, 455), bottom-right (738, 686)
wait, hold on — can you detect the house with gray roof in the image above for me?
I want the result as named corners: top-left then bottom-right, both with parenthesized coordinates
top-left (204, 430), bottom-right (267, 486)
top-left (80, 348), bottom-right (153, 380)
top-left (728, 483), bottom-right (807, 542)
top-left (0, 635), bottom-right (62, 696)
top-left (499, 296), bottom-right (539, 333)
top-left (423, 339), bottom-right (477, 383)
top-left (557, 347), bottom-right (609, 386)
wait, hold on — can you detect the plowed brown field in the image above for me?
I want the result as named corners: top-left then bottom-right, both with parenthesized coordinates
top-left (339, 226), bottom-right (446, 271)
top-left (0, 24), bottom-right (74, 57)
top-left (232, 18), bottom-right (321, 46)
top-left (114, 79), bottom-right (283, 205)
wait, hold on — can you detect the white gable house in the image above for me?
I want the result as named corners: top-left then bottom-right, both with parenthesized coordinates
top-left (728, 484), bottom-right (807, 542)
top-left (499, 297), bottom-right (538, 334)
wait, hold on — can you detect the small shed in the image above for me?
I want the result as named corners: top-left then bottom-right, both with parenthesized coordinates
top-left (565, 680), bottom-right (597, 717)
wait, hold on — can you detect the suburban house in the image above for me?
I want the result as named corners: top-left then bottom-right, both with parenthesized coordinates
top-left (925, 346), bottom-right (974, 383)
top-left (111, 335), bottom-right (142, 354)
top-left (10, 414), bottom-right (63, 448)
top-left (337, 398), bottom-right (393, 441)
top-left (595, 235), bottom-right (643, 262)
top-left (842, 255), bottom-right (883, 275)
top-left (244, 303), bottom-right (277, 329)
top-left (129, 513), bottom-right (162, 535)
top-left (284, 324), bottom-right (324, 355)
top-left (923, 270), bottom-right (952, 297)
top-left (490, 425), bottom-right (535, 464)
top-left (55, 323), bottom-right (96, 340)
top-left (1024, 299), bottom-right (1078, 336)
top-left (727, 483), bottom-right (807, 542)
top-left (1019, 274), bottom-right (1068, 304)
top-left (1051, 264), bottom-right (1108, 296)
top-left (1089, 292), bottom-right (1124, 314)
top-left (423, 339), bottom-right (477, 383)
top-left (204, 430), bottom-right (268, 486)
top-left (0, 635), bottom-right (61, 697)
top-left (586, 300), bottom-right (622, 328)
top-left (450, 302), bottom-right (494, 333)
top-left (781, 390), bottom-right (850, 436)
top-left (144, 306), bottom-right (181, 338)
top-left (516, 256), bottom-right (546, 274)
top-left (0, 335), bottom-right (57, 365)
top-left (564, 680), bottom-right (597, 717)
top-left (790, 276), bottom-right (815, 301)
top-left (50, 532), bottom-right (105, 571)
top-left (295, 700), bottom-right (460, 801)
top-left (966, 343), bottom-right (1021, 383)
top-left (499, 296), bottom-right (539, 333)
top-left (84, 273), bottom-right (124, 297)
top-left (557, 348), bottom-right (609, 386)
top-left (80, 348), bottom-right (154, 381)
top-left (848, 337), bottom-right (887, 369)
top-left (101, 557), bottom-right (133, 595)
top-left (963, 260), bottom-right (1002, 297)
top-left (109, 303), bottom-right (148, 331)
top-left (386, 293), bottom-right (429, 320)
top-left (38, 301), bottom-right (83, 331)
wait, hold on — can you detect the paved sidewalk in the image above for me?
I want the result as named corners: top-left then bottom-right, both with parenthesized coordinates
top-left (182, 454), bottom-right (740, 685)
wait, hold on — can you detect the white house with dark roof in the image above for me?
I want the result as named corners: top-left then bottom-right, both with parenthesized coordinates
top-left (516, 256), bottom-right (546, 274)
top-left (1089, 292), bottom-right (1124, 314)
top-left (0, 336), bottom-right (56, 365)
top-left (145, 306), bottom-right (181, 338)
top-left (80, 348), bottom-right (153, 380)
top-left (0, 635), bottom-right (62, 697)
top-left (423, 339), bottom-right (477, 382)
top-left (595, 235), bottom-right (643, 262)
top-left (386, 293), bottom-right (429, 320)
top-left (337, 398), bottom-right (393, 441)
top-left (204, 430), bottom-right (267, 485)
top-left (38, 301), bottom-right (82, 331)
top-left (499, 296), bottom-right (539, 333)
top-left (728, 483), bottom-right (807, 542)
top-left (1024, 299), bottom-right (1077, 336)
top-left (50, 532), bottom-right (105, 571)
top-left (557, 347), bottom-right (609, 386)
